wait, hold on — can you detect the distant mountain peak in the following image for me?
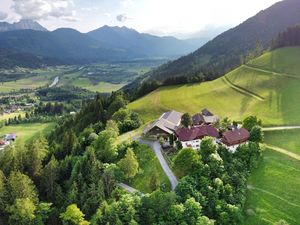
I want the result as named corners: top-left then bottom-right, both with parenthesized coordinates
top-left (0, 19), bottom-right (47, 32)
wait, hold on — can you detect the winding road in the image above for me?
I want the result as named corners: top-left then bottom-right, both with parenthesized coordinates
top-left (117, 183), bottom-right (144, 196)
top-left (139, 139), bottom-right (178, 190)
top-left (49, 76), bottom-right (59, 88)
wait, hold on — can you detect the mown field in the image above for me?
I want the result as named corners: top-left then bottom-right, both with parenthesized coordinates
top-left (244, 149), bottom-right (300, 225)
top-left (0, 112), bottom-right (25, 122)
top-left (0, 76), bottom-right (50, 93)
top-left (0, 123), bottom-right (56, 143)
top-left (129, 47), bottom-right (300, 126)
top-left (264, 129), bottom-right (300, 154)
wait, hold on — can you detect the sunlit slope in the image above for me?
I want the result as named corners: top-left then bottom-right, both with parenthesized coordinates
top-left (129, 47), bottom-right (300, 126)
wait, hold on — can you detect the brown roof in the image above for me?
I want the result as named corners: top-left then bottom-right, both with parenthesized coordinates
top-left (222, 128), bottom-right (250, 146)
top-left (175, 125), bottom-right (219, 142)
top-left (192, 113), bottom-right (204, 125)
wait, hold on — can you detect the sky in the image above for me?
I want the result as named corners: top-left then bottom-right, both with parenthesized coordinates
top-left (0, 0), bottom-right (281, 39)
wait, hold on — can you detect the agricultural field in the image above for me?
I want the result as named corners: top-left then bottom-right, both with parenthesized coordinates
top-left (129, 144), bottom-right (171, 193)
top-left (0, 111), bottom-right (25, 122)
top-left (70, 78), bottom-right (125, 93)
top-left (0, 60), bottom-right (162, 94)
top-left (0, 75), bottom-right (50, 93)
top-left (264, 129), bottom-right (300, 154)
top-left (0, 122), bottom-right (56, 143)
top-left (244, 149), bottom-right (300, 225)
top-left (129, 47), bottom-right (300, 126)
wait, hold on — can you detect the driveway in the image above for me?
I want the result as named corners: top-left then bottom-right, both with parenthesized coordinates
top-left (139, 139), bottom-right (178, 190)
top-left (117, 183), bottom-right (144, 196)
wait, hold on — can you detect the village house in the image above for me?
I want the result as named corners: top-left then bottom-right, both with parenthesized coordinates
top-left (175, 125), bottom-right (219, 150)
top-left (143, 110), bottom-right (183, 139)
top-left (192, 108), bottom-right (219, 125)
top-left (5, 133), bottom-right (17, 142)
top-left (221, 128), bottom-right (250, 152)
top-left (0, 133), bottom-right (16, 150)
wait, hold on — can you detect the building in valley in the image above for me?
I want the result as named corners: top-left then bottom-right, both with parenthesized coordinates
top-left (192, 108), bottom-right (219, 125)
top-left (221, 128), bottom-right (250, 152)
top-left (143, 110), bottom-right (183, 138)
top-left (175, 125), bottom-right (219, 149)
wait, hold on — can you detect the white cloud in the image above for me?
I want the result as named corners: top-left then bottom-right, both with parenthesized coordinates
top-left (12, 0), bottom-right (78, 21)
top-left (0, 11), bottom-right (8, 20)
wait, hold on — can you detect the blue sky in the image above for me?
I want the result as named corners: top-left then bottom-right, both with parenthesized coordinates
top-left (0, 0), bottom-right (280, 38)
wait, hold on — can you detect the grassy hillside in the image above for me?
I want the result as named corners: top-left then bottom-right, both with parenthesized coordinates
top-left (129, 47), bottom-right (300, 126)
top-left (244, 149), bottom-right (300, 225)
top-left (264, 129), bottom-right (300, 154)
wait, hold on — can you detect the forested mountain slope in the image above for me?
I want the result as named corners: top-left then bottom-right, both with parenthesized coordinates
top-left (126, 0), bottom-right (300, 96)
top-left (129, 47), bottom-right (300, 126)
top-left (0, 23), bottom-right (198, 68)
top-left (88, 25), bottom-right (198, 57)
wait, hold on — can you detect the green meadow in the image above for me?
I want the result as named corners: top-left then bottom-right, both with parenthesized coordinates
top-left (0, 75), bottom-right (50, 93)
top-left (244, 149), bottom-right (300, 225)
top-left (70, 77), bottom-right (125, 93)
top-left (129, 47), bottom-right (300, 126)
top-left (264, 129), bottom-right (300, 154)
top-left (0, 112), bottom-right (25, 122)
top-left (0, 123), bottom-right (56, 143)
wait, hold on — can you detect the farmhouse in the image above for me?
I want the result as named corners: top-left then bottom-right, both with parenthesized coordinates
top-left (176, 125), bottom-right (219, 150)
top-left (221, 128), bottom-right (250, 152)
top-left (192, 108), bottom-right (219, 125)
top-left (143, 110), bottom-right (182, 138)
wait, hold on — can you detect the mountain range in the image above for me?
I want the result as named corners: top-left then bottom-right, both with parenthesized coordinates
top-left (0, 19), bottom-right (47, 32)
top-left (0, 21), bottom-right (203, 68)
top-left (128, 0), bottom-right (300, 95)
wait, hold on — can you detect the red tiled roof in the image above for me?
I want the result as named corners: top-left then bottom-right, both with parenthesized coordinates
top-left (175, 125), bottom-right (219, 142)
top-left (222, 128), bottom-right (250, 146)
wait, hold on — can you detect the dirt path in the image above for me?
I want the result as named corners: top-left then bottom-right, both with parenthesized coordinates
top-left (244, 65), bottom-right (300, 79)
top-left (262, 126), bottom-right (300, 131)
top-left (247, 185), bottom-right (300, 208)
top-left (222, 76), bottom-right (264, 101)
top-left (265, 144), bottom-right (300, 161)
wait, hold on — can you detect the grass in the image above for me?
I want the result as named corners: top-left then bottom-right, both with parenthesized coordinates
top-left (244, 149), bottom-right (300, 225)
top-left (0, 123), bottom-right (56, 143)
top-left (128, 47), bottom-right (300, 126)
top-left (264, 129), bottom-right (300, 154)
top-left (71, 78), bottom-right (125, 93)
top-left (0, 112), bottom-right (25, 122)
top-left (0, 76), bottom-right (49, 93)
top-left (129, 144), bottom-right (171, 193)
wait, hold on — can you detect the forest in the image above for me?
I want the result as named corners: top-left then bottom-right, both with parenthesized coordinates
top-left (0, 91), bottom-right (263, 225)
